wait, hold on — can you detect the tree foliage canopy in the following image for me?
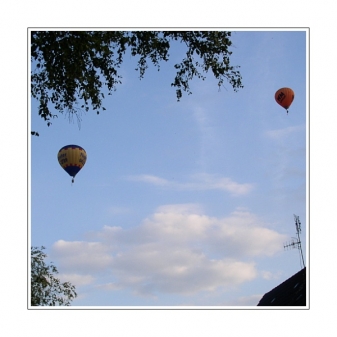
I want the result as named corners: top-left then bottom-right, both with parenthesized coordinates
top-left (31, 30), bottom-right (243, 126)
top-left (31, 246), bottom-right (77, 306)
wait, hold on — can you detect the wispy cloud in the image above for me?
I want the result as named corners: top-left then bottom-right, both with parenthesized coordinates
top-left (192, 106), bottom-right (216, 170)
top-left (51, 205), bottom-right (286, 304)
top-left (126, 173), bottom-right (254, 196)
top-left (265, 124), bottom-right (305, 140)
top-left (127, 174), bottom-right (170, 186)
top-left (107, 206), bottom-right (131, 215)
top-left (264, 124), bottom-right (306, 192)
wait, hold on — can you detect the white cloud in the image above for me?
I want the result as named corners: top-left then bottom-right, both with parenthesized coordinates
top-left (107, 246), bottom-right (257, 296)
top-left (52, 240), bottom-right (114, 273)
top-left (95, 282), bottom-right (124, 291)
top-left (58, 273), bottom-right (95, 286)
top-left (51, 205), bottom-right (286, 302)
top-left (127, 173), bottom-right (254, 196)
top-left (260, 270), bottom-right (283, 280)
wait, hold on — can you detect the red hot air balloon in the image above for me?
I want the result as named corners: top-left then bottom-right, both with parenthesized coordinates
top-left (275, 87), bottom-right (295, 114)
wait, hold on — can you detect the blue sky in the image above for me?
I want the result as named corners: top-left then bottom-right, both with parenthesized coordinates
top-left (30, 29), bottom-right (307, 307)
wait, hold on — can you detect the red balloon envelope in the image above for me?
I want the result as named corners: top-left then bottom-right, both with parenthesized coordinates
top-left (275, 87), bottom-right (295, 113)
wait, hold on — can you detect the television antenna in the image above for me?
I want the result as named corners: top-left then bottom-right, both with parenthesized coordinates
top-left (284, 215), bottom-right (305, 269)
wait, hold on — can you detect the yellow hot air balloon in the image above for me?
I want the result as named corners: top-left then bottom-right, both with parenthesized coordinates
top-left (57, 145), bottom-right (87, 183)
top-left (275, 87), bottom-right (295, 114)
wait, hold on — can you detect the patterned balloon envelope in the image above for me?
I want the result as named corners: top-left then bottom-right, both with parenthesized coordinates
top-left (57, 145), bottom-right (87, 183)
top-left (275, 87), bottom-right (295, 113)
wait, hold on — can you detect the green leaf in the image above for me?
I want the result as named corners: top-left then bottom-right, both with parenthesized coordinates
top-left (30, 246), bottom-right (77, 306)
top-left (31, 31), bottom-right (243, 127)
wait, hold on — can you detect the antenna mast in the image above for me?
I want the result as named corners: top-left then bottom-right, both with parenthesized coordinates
top-left (284, 215), bottom-right (305, 269)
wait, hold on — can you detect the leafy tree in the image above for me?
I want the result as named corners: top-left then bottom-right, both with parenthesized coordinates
top-left (31, 30), bottom-right (243, 126)
top-left (30, 246), bottom-right (77, 306)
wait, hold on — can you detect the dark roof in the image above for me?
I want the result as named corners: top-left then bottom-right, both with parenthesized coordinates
top-left (257, 267), bottom-right (306, 306)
